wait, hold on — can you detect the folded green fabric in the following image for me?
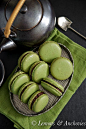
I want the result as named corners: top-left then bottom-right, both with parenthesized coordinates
top-left (0, 28), bottom-right (86, 129)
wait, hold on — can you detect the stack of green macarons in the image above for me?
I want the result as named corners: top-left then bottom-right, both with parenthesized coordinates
top-left (8, 41), bottom-right (73, 113)
top-left (8, 50), bottom-right (50, 112)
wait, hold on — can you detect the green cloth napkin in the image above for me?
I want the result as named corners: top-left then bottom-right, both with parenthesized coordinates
top-left (0, 28), bottom-right (86, 129)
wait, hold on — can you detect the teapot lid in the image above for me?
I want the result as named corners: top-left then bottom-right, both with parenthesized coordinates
top-left (4, 0), bottom-right (43, 31)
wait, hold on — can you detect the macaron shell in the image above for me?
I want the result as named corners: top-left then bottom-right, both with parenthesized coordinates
top-left (28, 91), bottom-right (49, 112)
top-left (29, 61), bottom-right (40, 76)
top-left (19, 82), bottom-right (39, 103)
top-left (8, 71), bottom-right (24, 91)
top-left (18, 51), bottom-right (34, 68)
top-left (18, 81), bottom-right (34, 98)
top-left (42, 77), bottom-right (64, 92)
top-left (31, 62), bottom-right (49, 83)
top-left (41, 81), bottom-right (62, 96)
top-left (39, 41), bottom-right (61, 63)
top-left (18, 52), bottom-right (40, 73)
top-left (11, 74), bottom-right (30, 94)
top-left (28, 91), bottom-right (41, 110)
top-left (32, 94), bottom-right (49, 112)
top-left (50, 57), bottom-right (73, 80)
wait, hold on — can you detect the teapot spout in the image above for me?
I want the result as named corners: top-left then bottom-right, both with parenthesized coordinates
top-left (0, 38), bottom-right (17, 53)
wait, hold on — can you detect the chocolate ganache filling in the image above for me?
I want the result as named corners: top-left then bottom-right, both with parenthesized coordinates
top-left (31, 92), bottom-right (44, 110)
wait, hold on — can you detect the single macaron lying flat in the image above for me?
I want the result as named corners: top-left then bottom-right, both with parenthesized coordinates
top-left (18, 51), bottom-right (40, 73)
top-left (41, 77), bottom-right (64, 96)
top-left (29, 61), bottom-right (49, 83)
top-left (50, 57), bottom-right (73, 80)
top-left (18, 81), bottom-right (39, 103)
top-left (28, 91), bottom-right (49, 112)
top-left (38, 41), bottom-right (61, 63)
top-left (8, 71), bottom-right (30, 94)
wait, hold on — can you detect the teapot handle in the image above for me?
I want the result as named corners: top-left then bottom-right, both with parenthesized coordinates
top-left (4, 0), bottom-right (26, 38)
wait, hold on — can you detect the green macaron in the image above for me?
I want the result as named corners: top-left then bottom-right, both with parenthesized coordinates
top-left (8, 71), bottom-right (30, 94)
top-left (28, 90), bottom-right (49, 112)
top-left (18, 81), bottom-right (39, 103)
top-left (38, 41), bottom-right (61, 63)
top-left (41, 77), bottom-right (64, 96)
top-left (18, 51), bottom-right (40, 73)
top-left (29, 61), bottom-right (49, 83)
top-left (50, 57), bottom-right (73, 80)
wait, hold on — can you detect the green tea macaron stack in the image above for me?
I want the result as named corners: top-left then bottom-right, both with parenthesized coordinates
top-left (50, 57), bottom-right (73, 80)
top-left (39, 41), bottom-right (61, 63)
top-left (18, 51), bottom-right (40, 73)
top-left (41, 77), bottom-right (64, 96)
top-left (18, 81), bottom-right (39, 103)
top-left (28, 90), bottom-right (49, 113)
top-left (29, 61), bottom-right (49, 83)
top-left (8, 50), bottom-right (50, 113)
top-left (8, 71), bottom-right (30, 95)
top-left (8, 71), bottom-right (49, 112)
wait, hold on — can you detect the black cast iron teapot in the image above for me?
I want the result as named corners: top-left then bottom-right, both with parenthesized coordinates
top-left (0, 0), bottom-right (56, 51)
top-left (0, 0), bottom-right (56, 86)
